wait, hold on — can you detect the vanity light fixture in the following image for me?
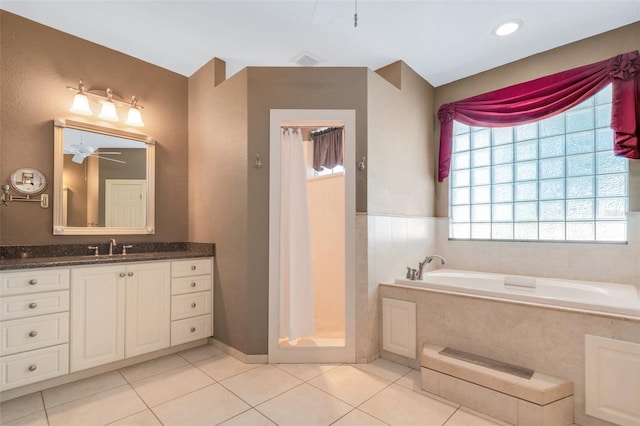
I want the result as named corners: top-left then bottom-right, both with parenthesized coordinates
top-left (67, 80), bottom-right (145, 127)
top-left (494, 19), bottom-right (522, 36)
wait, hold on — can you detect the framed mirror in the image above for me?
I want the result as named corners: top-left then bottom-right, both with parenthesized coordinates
top-left (53, 118), bottom-right (155, 235)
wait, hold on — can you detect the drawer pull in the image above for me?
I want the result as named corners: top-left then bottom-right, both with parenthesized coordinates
top-left (29, 279), bottom-right (38, 285)
top-left (119, 272), bottom-right (126, 278)
top-left (29, 331), bottom-right (38, 337)
top-left (28, 365), bottom-right (37, 372)
top-left (191, 265), bottom-right (197, 271)
top-left (191, 282), bottom-right (197, 287)
top-left (190, 327), bottom-right (196, 332)
top-left (29, 302), bottom-right (38, 309)
top-left (191, 303), bottom-right (197, 308)
top-left (127, 272), bottom-right (134, 277)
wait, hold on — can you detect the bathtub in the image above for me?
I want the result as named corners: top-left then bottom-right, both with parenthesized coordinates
top-left (393, 269), bottom-right (640, 318)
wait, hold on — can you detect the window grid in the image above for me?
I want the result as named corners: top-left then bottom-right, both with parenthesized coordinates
top-left (449, 85), bottom-right (628, 242)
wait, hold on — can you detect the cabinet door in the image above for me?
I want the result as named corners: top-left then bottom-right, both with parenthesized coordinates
top-left (125, 262), bottom-right (171, 357)
top-left (70, 265), bottom-right (125, 372)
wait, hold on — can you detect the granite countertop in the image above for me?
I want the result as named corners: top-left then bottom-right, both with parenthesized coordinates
top-left (0, 242), bottom-right (215, 271)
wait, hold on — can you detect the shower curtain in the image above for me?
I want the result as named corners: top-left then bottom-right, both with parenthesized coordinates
top-left (279, 128), bottom-right (315, 341)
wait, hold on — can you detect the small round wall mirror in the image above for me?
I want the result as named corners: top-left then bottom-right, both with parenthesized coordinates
top-left (10, 168), bottom-right (47, 194)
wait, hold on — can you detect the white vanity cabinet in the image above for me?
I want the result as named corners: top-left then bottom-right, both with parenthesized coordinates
top-left (170, 258), bottom-right (213, 346)
top-left (70, 262), bottom-right (171, 372)
top-left (0, 268), bottom-right (70, 391)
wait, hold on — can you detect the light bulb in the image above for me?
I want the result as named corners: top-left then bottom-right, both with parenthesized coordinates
top-left (70, 93), bottom-right (92, 115)
top-left (494, 20), bottom-right (522, 36)
top-left (126, 107), bottom-right (144, 127)
top-left (99, 100), bottom-right (118, 121)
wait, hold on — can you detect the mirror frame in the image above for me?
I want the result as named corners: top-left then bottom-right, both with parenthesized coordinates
top-left (53, 118), bottom-right (156, 235)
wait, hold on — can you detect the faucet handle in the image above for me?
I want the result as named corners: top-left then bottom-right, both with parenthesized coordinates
top-left (88, 246), bottom-right (99, 256)
top-left (122, 245), bottom-right (133, 255)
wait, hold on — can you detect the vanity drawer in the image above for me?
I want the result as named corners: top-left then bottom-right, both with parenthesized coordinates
top-left (171, 314), bottom-right (212, 346)
top-left (172, 259), bottom-right (213, 278)
top-left (1, 291), bottom-right (69, 321)
top-left (0, 268), bottom-right (70, 296)
top-left (1, 313), bottom-right (69, 356)
top-left (171, 275), bottom-right (212, 295)
top-left (0, 344), bottom-right (69, 391)
top-left (171, 291), bottom-right (212, 321)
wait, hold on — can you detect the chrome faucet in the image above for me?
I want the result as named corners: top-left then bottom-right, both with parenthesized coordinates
top-left (416, 255), bottom-right (447, 280)
top-left (108, 238), bottom-right (117, 256)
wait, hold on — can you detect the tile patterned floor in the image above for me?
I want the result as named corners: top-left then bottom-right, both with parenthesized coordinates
top-left (0, 344), bottom-right (509, 426)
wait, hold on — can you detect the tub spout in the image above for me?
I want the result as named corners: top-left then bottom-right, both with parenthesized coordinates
top-left (416, 255), bottom-right (447, 280)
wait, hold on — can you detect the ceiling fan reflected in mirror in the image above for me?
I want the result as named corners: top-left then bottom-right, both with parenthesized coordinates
top-left (64, 143), bottom-right (125, 164)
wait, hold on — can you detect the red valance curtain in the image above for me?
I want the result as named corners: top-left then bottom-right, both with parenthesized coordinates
top-left (437, 51), bottom-right (640, 182)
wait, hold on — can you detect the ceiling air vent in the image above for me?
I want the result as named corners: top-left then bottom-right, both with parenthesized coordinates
top-left (293, 51), bottom-right (323, 67)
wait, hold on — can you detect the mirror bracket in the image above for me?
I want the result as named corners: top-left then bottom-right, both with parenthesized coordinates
top-left (53, 118), bottom-right (155, 235)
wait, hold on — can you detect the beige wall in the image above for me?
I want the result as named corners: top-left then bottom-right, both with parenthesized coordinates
top-left (368, 61), bottom-right (436, 216)
top-left (0, 11), bottom-right (189, 245)
top-left (187, 60), bottom-right (251, 352)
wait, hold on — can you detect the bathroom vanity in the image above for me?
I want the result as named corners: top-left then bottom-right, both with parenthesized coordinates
top-left (0, 244), bottom-right (214, 398)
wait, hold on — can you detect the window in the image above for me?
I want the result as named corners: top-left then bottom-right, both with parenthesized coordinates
top-left (449, 84), bottom-right (628, 242)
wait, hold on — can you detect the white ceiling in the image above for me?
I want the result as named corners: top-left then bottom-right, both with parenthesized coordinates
top-left (2, 0), bottom-right (639, 87)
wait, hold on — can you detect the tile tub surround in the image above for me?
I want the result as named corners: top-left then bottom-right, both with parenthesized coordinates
top-left (0, 242), bottom-right (215, 270)
top-left (379, 284), bottom-right (640, 426)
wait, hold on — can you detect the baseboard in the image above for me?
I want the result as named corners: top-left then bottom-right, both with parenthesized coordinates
top-left (209, 338), bottom-right (268, 364)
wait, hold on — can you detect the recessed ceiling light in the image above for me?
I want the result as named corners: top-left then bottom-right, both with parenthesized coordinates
top-left (494, 20), bottom-right (522, 36)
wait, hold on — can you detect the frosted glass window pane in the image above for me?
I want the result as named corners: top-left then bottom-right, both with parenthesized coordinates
top-left (566, 131), bottom-right (594, 155)
top-left (492, 127), bottom-right (513, 145)
top-left (566, 176), bottom-right (593, 198)
top-left (597, 174), bottom-right (626, 197)
top-left (540, 179), bottom-right (565, 200)
top-left (567, 153), bottom-right (594, 177)
top-left (566, 222), bottom-right (594, 241)
top-left (471, 223), bottom-right (491, 239)
top-left (515, 161), bottom-right (537, 181)
top-left (539, 223), bottom-right (564, 240)
top-left (472, 167), bottom-right (491, 185)
top-left (472, 204), bottom-right (491, 222)
top-left (566, 109), bottom-right (594, 133)
top-left (595, 84), bottom-right (612, 105)
top-left (539, 115), bottom-right (565, 137)
top-left (453, 151), bottom-right (470, 170)
top-left (492, 223), bottom-right (513, 240)
top-left (515, 223), bottom-right (538, 240)
top-left (596, 221), bottom-right (626, 242)
top-left (454, 121), bottom-right (470, 135)
top-left (471, 129), bottom-right (490, 149)
top-left (515, 202), bottom-right (538, 221)
top-left (596, 151), bottom-right (627, 174)
top-left (539, 157), bottom-right (565, 179)
top-left (492, 203), bottom-right (512, 222)
top-left (574, 97), bottom-right (594, 109)
top-left (454, 134), bottom-right (470, 152)
top-left (451, 223), bottom-right (471, 239)
top-left (539, 136), bottom-right (565, 158)
top-left (516, 141), bottom-right (538, 161)
top-left (452, 205), bottom-right (470, 222)
top-left (515, 123), bottom-right (537, 141)
top-left (493, 164), bottom-right (513, 183)
top-left (452, 187), bottom-right (470, 205)
top-left (493, 145), bottom-right (513, 164)
top-left (493, 184), bottom-right (513, 203)
top-left (471, 149), bottom-right (491, 167)
top-left (451, 169), bottom-right (470, 188)
top-left (595, 104), bottom-right (611, 128)
top-left (515, 182), bottom-right (537, 201)
top-left (595, 128), bottom-right (613, 151)
top-left (472, 186), bottom-right (491, 204)
top-left (539, 200), bottom-right (565, 221)
top-left (596, 198), bottom-right (626, 219)
top-left (567, 199), bottom-right (594, 221)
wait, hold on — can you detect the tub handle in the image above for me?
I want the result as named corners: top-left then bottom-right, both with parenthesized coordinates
top-left (406, 267), bottom-right (417, 280)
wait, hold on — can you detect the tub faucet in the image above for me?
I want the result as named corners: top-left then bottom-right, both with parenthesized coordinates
top-left (416, 255), bottom-right (447, 280)
top-left (108, 238), bottom-right (117, 256)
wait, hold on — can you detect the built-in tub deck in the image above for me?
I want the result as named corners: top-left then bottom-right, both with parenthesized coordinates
top-left (392, 269), bottom-right (640, 319)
